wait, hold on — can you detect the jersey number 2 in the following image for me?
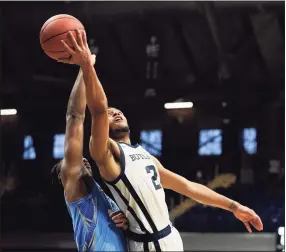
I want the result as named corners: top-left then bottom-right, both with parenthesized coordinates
top-left (145, 165), bottom-right (162, 190)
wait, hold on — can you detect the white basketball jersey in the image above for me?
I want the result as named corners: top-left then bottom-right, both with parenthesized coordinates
top-left (105, 142), bottom-right (170, 235)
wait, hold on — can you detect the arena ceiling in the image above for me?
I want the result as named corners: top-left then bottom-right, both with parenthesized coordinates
top-left (0, 1), bottom-right (284, 113)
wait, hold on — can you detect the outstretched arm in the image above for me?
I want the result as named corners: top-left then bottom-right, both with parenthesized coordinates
top-left (80, 58), bottom-right (110, 163)
top-left (62, 68), bottom-right (85, 171)
top-left (59, 30), bottom-right (120, 182)
top-left (60, 68), bottom-right (87, 201)
top-left (153, 157), bottom-right (263, 232)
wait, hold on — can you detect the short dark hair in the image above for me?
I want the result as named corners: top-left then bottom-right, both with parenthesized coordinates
top-left (51, 160), bottom-right (62, 185)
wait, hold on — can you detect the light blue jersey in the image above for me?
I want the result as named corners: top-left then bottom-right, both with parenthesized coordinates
top-left (65, 180), bottom-right (127, 251)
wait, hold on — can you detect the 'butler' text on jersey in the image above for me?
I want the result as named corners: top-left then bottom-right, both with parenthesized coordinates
top-left (129, 153), bottom-right (151, 162)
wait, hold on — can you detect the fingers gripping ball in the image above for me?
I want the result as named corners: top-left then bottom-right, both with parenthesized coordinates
top-left (40, 14), bottom-right (85, 60)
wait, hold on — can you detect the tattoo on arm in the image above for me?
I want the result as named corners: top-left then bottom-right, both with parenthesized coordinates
top-left (66, 69), bottom-right (86, 121)
top-left (229, 201), bottom-right (238, 212)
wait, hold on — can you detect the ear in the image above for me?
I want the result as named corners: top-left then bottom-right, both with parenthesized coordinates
top-left (58, 173), bottom-right (61, 180)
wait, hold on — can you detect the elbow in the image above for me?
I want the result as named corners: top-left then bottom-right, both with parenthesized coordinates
top-left (179, 183), bottom-right (193, 196)
top-left (176, 180), bottom-right (198, 197)
top-left (61, 164), bottom-right (81, 179)
top-left (165, 179), bottom-right (190, 195)
top-left (185, 182), bottom-right (205, 199)
top-left (89, 100), bottom-right (108, 116)
top-left (89, 139), bottom-right (110, 164)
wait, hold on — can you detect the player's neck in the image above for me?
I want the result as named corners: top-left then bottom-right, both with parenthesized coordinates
top-left (117, 135), bottom-right (131, 145)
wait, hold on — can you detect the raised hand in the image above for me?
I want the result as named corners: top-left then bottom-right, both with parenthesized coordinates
top-left (233, 204), bottom-right (263, 232)
top-left (58, 29), bottom-right (93, 66)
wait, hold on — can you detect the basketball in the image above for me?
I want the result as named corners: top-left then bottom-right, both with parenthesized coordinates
top-left (40, 14), bottom-right (85, 60)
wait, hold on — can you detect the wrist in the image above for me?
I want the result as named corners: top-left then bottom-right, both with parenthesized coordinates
top-left (80, 59), bottom-right (94, 70)
top-left (229, 201), bottom-right (239, 212)
top-left (80, 54), bottom-right (94, 68)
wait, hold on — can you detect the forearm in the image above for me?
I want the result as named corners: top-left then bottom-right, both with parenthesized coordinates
top-left (66, 69), bottom-right (86, 120)
top-left (81, 62), bottom-right (108, 115)
top-left (63, 68), bottom-right (86, 168)
top-left (184, 181), bottom-right (238, 211)
top-left (157, 158), bottom-right (239, 212)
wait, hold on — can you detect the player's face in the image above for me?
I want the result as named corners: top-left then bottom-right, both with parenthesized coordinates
top-left (107, 108), bottom-right (128, 130)
top-left (83, 158), bottom-right (92, 176)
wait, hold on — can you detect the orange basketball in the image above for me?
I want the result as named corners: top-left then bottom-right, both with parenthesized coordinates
top-left (40, 14), bottom-right (85, 60)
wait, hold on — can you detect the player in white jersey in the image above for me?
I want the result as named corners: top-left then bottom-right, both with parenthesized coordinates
top-left (103, 139), bottom-right (183, 251)
top-left (58, 32), bottom-right (263, 251)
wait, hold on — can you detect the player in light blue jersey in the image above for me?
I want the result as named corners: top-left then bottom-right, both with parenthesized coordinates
top-left (51, 47), bottom-right (128, 251)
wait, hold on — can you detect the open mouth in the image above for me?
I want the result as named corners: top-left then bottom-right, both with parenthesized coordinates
top-left (115, 117), bottom-right (123, 122)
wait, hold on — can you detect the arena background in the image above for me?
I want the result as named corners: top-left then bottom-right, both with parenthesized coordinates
top-left (0, 1), bottom-right (284, 251)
